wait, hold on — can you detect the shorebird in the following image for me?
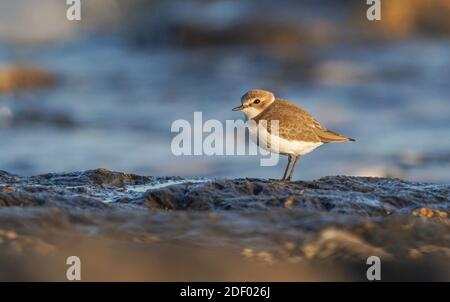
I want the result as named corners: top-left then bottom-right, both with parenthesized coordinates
top-left (232, 89), bottom-right (354, 181)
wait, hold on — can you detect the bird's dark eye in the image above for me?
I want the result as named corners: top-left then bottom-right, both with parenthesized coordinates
top-left (253, 99), bottom-right (261, 104)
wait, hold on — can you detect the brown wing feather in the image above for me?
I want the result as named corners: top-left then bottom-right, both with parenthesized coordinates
top-left (253, 99), bottom-right (354, 143)
top-left (313, 128), bottom-right (354, 143)
top-left (253, 99), bottom-right (321, 142)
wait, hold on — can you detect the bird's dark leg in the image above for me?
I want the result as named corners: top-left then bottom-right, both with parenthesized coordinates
top-left (286, 155), bottom-right (301, 181)
top-left (281, 154), bottom-right (292, 181)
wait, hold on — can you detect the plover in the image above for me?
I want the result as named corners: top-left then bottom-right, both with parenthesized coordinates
top-left (233, 89), bottom-right (354, 181)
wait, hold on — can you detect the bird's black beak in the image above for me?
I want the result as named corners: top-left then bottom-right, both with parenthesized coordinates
top-left (232, 105), bottom-right (244, 111)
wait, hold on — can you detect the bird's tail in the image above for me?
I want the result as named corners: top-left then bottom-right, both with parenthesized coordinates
top-left (315, 128), bottom-right (355, 143)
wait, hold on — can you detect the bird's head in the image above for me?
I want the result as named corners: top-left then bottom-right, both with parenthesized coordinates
top-left (232, 89), bottom-right (275, 119)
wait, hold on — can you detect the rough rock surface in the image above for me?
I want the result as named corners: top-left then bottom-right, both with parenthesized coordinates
top-left (2, 169), bottom-right (447, 213)
top-left (0, 168), bottom-right (449, 281)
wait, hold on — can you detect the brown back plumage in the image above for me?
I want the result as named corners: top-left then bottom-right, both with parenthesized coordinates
top-left (252, 99), bottom-right (354, 143)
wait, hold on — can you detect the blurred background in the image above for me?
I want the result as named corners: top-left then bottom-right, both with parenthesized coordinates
top-left (0, 0), bottom-right (449, 182)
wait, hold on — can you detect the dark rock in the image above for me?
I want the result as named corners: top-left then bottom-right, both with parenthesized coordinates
top-left (0, 170), bottom-right (448, 215)
top-left (0, 171), bottom-right (18, 183)
top-left (0, 169), bottom-right (449, 281)
top-left (26, 168), bottom-right (152, 187)
top-left (139, 176), bottom-right (449, 215)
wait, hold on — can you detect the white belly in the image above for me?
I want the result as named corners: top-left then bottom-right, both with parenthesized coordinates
top-left (249, 124), bottom-right (322, 156)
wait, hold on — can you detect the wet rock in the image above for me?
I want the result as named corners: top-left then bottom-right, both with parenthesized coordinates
top-left (27, 168), bottom-right (152, 187)
top-left (0, 171), bottom-right (18, 183)
top-left (0, 192), bottom-right (47, 207)
top-left (0, 170), bottom-right (448, 215)
top-left (140, 176), bottom-right (450, 215)
top-left (0, 169), bottom-right (154, 209)
top-left (0, 169), bottom-right (449, 280)
top-left (412, 207), bottom-right (448, 224)
top-left (408, 245), bottom-right (450, 260)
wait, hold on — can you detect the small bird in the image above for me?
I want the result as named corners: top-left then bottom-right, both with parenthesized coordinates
top-left (233, 89), bottom-right (354, 181)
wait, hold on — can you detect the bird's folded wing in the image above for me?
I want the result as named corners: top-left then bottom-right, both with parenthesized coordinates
top-left (259, 102), bottom-right (322, 142)
top-left (274, 100), bottom-right (352, 143)
top-left (312, 128), bottom-right (352, 142)
top-left (254, 99), bottom-right (353, 143)
top-left (279, 102), bottom-right (322, 142)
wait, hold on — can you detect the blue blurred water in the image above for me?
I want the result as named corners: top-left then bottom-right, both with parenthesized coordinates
top-left (1, 33), bottom-right (449, 182)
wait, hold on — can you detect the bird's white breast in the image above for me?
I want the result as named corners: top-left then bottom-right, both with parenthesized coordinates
top-left (248, 123), bottom-right (322, 156)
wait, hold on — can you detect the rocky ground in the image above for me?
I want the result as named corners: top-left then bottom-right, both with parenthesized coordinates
top-left (0, 168), bottom-right (449, 281)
